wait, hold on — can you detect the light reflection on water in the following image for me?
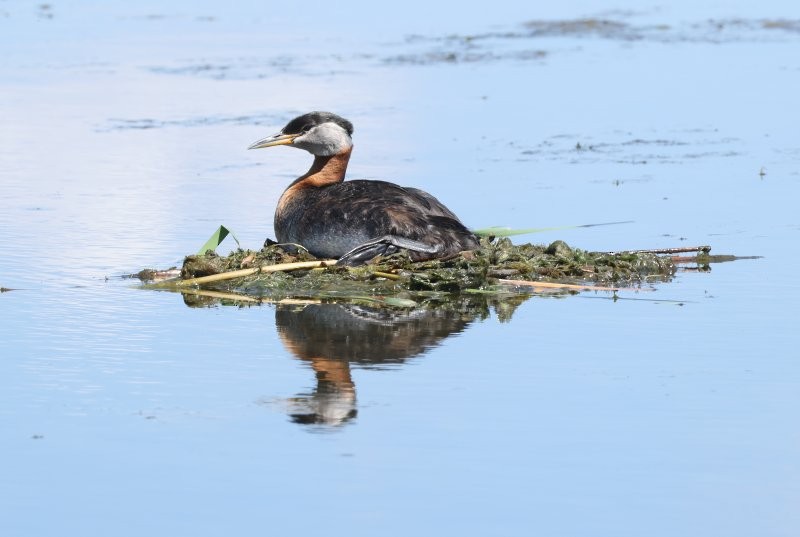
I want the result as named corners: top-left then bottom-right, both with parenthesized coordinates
top-left (2, 1), bottom-right (800, 535)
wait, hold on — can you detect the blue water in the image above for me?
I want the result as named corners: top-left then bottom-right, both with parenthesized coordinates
top-left (2, 1), bottom-right (800, 535)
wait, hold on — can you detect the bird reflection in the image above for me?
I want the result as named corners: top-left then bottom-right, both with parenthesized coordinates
top-left (179, 289), bottom-right (530, 430)
top-left (274, 303), bottom-right (475, 428)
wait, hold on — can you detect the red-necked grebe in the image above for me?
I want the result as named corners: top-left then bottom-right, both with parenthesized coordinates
top-left (249, 111), bottom-right (479, 266)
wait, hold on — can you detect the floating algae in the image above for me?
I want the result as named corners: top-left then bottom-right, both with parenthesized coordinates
top-left (168, 237), bottom-right (679, 300)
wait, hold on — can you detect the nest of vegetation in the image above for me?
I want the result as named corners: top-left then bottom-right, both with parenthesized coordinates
top-left (177, 237), bottom-right (676, 297)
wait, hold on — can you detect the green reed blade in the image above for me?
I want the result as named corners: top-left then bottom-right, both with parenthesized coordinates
top-left (473, 221), bottom-right (634, 237)
top-left (197, 225), bottom-right (240, 254)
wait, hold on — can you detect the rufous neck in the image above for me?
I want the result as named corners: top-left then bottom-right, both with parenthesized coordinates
top-left (290, 147), bottom-right (352, 189)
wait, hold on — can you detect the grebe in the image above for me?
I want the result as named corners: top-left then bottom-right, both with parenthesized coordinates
top-left (248, 111), bottom-right (479, 266)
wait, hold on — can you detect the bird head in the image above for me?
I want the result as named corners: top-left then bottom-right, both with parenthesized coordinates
top-left (248, 111), bottom-right (354, 157)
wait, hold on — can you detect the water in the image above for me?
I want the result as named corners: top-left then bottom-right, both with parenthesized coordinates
top-left (2, 1), bottom-right (800, 535)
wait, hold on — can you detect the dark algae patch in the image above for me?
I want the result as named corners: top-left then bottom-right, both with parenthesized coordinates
top-left (164, 237), bottom-right (680, 301)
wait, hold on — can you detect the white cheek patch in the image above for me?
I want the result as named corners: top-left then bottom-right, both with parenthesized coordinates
top-left (295, 122), bottom-right (352, 156)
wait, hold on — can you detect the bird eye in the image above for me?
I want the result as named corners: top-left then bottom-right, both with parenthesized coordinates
top-left (301, 124), bottom-right (313, 133)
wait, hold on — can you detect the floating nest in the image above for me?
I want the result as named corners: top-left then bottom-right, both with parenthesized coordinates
top-left (166, 237), bottom-right (680, 299)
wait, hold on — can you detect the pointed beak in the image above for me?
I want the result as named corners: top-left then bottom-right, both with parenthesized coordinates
top-left (248, 132), bottom-right (298, 150)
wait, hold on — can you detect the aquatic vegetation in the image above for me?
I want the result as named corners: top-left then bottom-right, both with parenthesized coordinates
top-left (167, 237), bottom-right (680, 301)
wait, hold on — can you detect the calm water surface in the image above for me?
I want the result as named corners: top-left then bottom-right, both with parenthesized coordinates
top-left (2, 1), bottom-right (800, 535)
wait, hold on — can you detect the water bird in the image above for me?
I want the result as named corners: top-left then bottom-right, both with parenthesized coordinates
top-left (248, 111), bottom-right (479, 266)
